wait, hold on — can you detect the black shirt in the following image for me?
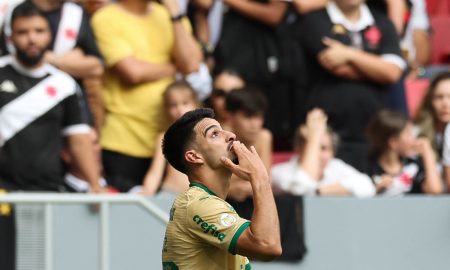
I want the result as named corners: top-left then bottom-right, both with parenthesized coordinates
top-left (0, 56), bottom-right (89, 191)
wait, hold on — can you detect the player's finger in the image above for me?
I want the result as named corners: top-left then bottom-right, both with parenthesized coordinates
top-left (220, 156), bottom-right (238, 170)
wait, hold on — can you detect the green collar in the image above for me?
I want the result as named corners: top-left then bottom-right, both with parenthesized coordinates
top-left (190, 182), bottom-right (219, 197)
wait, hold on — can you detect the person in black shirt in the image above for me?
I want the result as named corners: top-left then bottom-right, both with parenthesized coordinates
top-left (2, 0), bottom-right (105, 130)
top-left (366, 110), bottom-right (442, 195)
top-left (299, 0), bottom-right (406, 172)
top-left (0, 1), bottom-right (102, 192)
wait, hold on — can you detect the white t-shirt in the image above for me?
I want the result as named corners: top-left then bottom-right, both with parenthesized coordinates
top-left (271, 156), bottom-right (376, 198)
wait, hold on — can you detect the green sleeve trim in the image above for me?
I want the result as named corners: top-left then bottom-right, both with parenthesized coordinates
top-left (162, 262), bottom-right (179, 270)
top-left (245, 263), bottom-right (252, 270)
top-left (228, 221), bottom-right (251, 255)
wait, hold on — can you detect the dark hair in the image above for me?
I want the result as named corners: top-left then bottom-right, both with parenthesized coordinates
top-left (367, 110), bottom-right (409, 158)
top-left (163, 80), bottom-right (199, 108)
top-left (415, 71), bottom-right (450, 153)
top-left (11, 1), bottom-right (46, 27)
top-left (225, 89), bottom-right (267, 116)
top-left (162, 108), bottom-right (215, 174)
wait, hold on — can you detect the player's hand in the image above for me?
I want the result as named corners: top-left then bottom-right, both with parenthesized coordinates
top-left (220, 141), bottom-right (269, 183)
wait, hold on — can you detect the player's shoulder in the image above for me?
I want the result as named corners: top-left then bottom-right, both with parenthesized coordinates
top-left (186, 185), bottom-right (231, 213)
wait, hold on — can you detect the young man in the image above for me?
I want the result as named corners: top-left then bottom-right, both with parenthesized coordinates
top-left (0, 1), bottom-right (101, 192)
top-left (161, 108), bottom-right (281, 269)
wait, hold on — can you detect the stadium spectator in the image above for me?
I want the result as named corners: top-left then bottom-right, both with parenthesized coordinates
top-left (415, 71), bottom-right (450, 192)
top-left (1, 0), bottom-right (105, 131)
top-left (272, 109), bottom-right (375, 198)
top-left (139, 81), bottom-right (200, 195)
top-left (215, 0), bottom-right (301, 151)
top-left (300, 0), bottom-right (405, 172)
top-left (61, 128), bottom-right (108, 192)
top-left (91, 0), bottom-right (202, 192)
top-left (0, 1), bottom-right (102, 192)
top-left (208, 69), bottom-right (245, 130)
top-left (367, 110), bottom-right (442, 196)
top-left (225, 89), bottom-right (273, 202)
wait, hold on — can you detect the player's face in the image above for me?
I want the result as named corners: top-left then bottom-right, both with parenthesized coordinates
top-left (193, 118), bottom-right (237, 169)
top-left (165, 90), bottom-right (197, 122)
top-left (11, 15), bottom-right (51, 67)
top-left (391, 122), bottom-right (417, 157)
top-left (432, 79), bottom-right (450, 125)
top-left (230, 112), bottom-right (264, 144)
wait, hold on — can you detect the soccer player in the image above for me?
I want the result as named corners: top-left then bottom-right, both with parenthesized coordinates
top-left (161, 108), bottom-right (281, 269)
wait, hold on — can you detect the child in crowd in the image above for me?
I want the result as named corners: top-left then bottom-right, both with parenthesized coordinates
top-left (415, 72), bottom-right (450, 192)
top-left (367, 110), bottom-right (442, 196)
top-left (139, 81), bottom-right (200, 195)
top-left (271, 109), bottom-right (375, 198)
top-left (225, 89), bottom-right (273, 201)
top-left (209, 69), bottom-right (245, 129)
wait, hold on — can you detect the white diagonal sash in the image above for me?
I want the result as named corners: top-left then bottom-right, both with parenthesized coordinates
top-left (0, 73), bottom-right (75, 147)
top-left (53, 2), bottom-right (82, 54)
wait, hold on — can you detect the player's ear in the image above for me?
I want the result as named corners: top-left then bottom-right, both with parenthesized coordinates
top-left (185, 150), bottom-right (204, 165)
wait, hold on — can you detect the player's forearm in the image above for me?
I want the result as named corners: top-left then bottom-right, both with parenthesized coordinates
top-left (249, 179), bottom-right (281, 256)
top-left (348, 49), bottom-right (403, 84)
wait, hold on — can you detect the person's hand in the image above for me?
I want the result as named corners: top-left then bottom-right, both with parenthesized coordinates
top-left (220, 141), bottom-right (269, 183)
top-left (89, 183), bottom-right (108, 194)
top-left (375, 174), bottom-right (393, 192)
top-left (300, 108), bottom-right (327, 140)
top-left (160, 0), bottom-right (181, 16)
top-left (413, 137), bottom-right (433, 156)
top-left (318, 37), bottom-right (354, 71)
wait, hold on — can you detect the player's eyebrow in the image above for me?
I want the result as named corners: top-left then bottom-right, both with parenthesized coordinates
top-left (204, 125), bottom-right (219, 137)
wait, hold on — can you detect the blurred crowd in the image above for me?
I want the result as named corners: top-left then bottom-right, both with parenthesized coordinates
top-left (0, 0), bottom-right (450, 200)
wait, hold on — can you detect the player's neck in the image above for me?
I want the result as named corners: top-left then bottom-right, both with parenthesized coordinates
top-left (190, 169), bottom-right (231, 199)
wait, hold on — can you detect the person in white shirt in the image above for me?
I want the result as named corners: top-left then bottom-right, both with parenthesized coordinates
top-left (272, 109), bottom-right (375, 198)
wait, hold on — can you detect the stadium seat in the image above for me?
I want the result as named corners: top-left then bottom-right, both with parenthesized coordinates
top-left (427, 0), bottom-right (450, 17)
top-left (405, 79), bottom-right (430, 118)
top-left (272, 152), bottom-right (295, 165)
top-left (430, 16), bottom-right (450, 64)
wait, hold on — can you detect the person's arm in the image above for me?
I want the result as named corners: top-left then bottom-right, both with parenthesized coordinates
top-left (162, 0), bottom-right (203, 75)
top-left (91, 8), bottom-right (177, 85)
top-left (221, 142), bottom-right (281, 261)
top-left (45, 49), bottom-right (104, 79)
top-left (292, 0), bottom-right (327, 14)
top-left (66, 133), bottom-right (102, 192)
top-left (321, 160), bottom-right (376, 197)
top-left (141, 134), bottom-right (167, 195)
top-left (319, 37), bottom-right (403, 84)
top-left (299, 109), bottom-right (327, 180)
top-left (223, 0), bottom-right (288, 27)
top-left (416, 138), bottom-right (443, 195)
top-left (258, 129), bottom-right (273, 174)
top-left (385, 0), bottom-right (406, 34)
